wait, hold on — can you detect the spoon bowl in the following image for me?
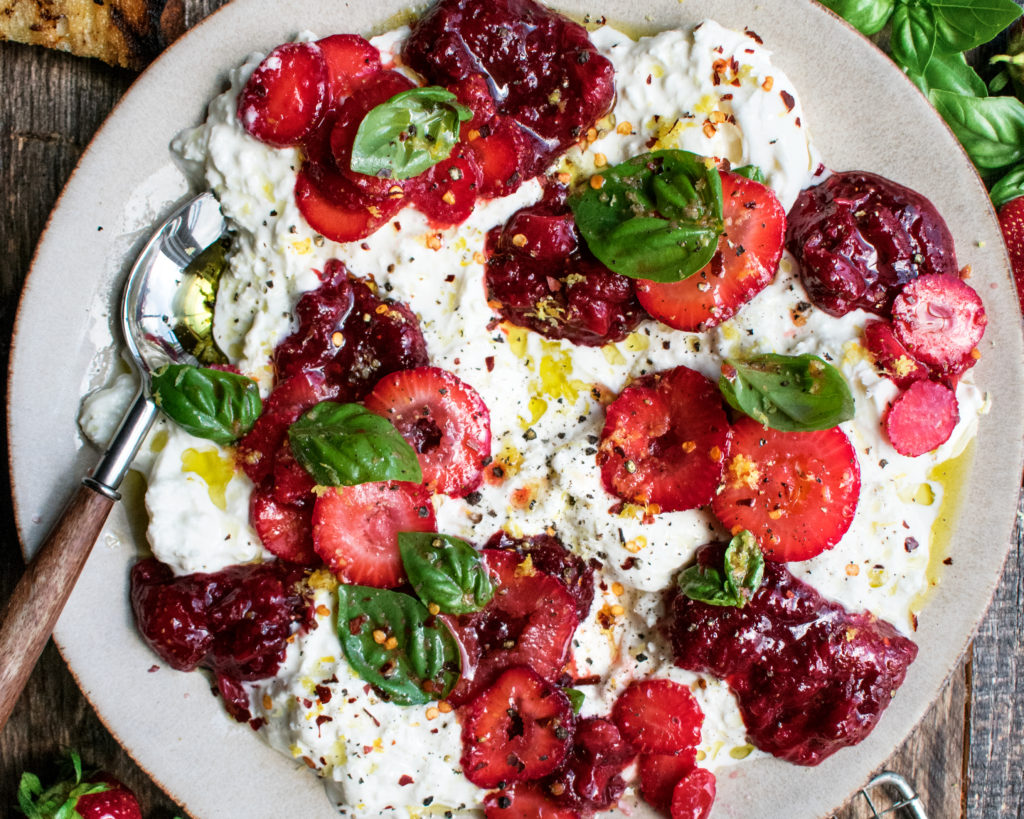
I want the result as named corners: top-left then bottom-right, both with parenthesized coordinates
top-left (0, 192), bottom-right (226, 731)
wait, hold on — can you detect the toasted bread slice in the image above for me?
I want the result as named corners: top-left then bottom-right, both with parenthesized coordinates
top-left (0, 0), bottom-right (185, 70)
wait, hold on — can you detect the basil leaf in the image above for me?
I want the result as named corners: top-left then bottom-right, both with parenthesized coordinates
top-left (907, 50), bottom-right (988, 99)
top-left (679, 530), bottom-right (764, 608)
top-left (565, 688), bottom-right (585, 714)
top-left (722, 530), bottom-right (764, 604)
top-left (150, 364), bottom-right (261, 444)
top-left (930, 0), bottom-right (1022, 54)
top-left (350, 87), bottom-right (472, 180)
top-left (731, 164), bottom-right (766, 183)
top-left (399, 532), bottom-right (494, 614)
top-left (719, 353), bottom-right (855, 431)
top-left (288, 401), bottom-right (422, 486)
top-left (891, 1), bottom-right (936, 76)
top-left (932, 90), bottom-right (1024, 169)
top-left (570, 150), bottom-right (724, 283)
top-left (336, 585), bottom-right (459, 705)
top-left (818, 0), bottom-right (895, 36)
top-left (990, 161), bottom-right (1024, 209)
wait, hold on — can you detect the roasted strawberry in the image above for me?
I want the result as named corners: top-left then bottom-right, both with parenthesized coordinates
top-left (250, 480), bottom-right (318, 565)
top-left (316, 33), bottom-right (382, 104)
top-left (461, 665), bottom-right (575, 788)
top-left (862, 320), bottom-right (929, 389)
top-left (890, 274), bottom-right (987, 378)
top-left (638, 752), bottom-right (697, 814)
top-left (294, 166), bottom-right (403, 244)
top-left (450, 73), bottom-right (498, 134)
top-left (670, 767), bottom-right (717, 819)
top-left (597, 366), bottom-right (731, 513)
top-left (408, 145), bottom-right (483, 227)
top-left (238, 42), bottom-right (328, 147)
top-left (484, 782), bottom-right (580, 818)
top-left (17, 751), bottom-right (142, 819)
top-left (547, 717), bottom-right (635, 812)
top-left (611, 679), bottom-right (703, 756)
top-left (884, 379), bottom-right (960, 457)
top-left (364, 366), bottom-right (491, 497)
top-left (636, 171), bottom-right (786, 332)
top-left (270, 445), bottom-right (317, 505)
top-left (468, 117), bottom-right (531, 198)
top-left (312, 480), bottom-right (436, 587)
top-left (445, 548), bottom-right (579, 705)
top-left (998, 195), bottom-right (1024, 313)
top-left (712, 417), bottom-right (860, 562)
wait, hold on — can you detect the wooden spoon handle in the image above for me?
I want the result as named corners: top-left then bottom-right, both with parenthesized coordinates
top-left (0, 483), bottom-right (114, 731)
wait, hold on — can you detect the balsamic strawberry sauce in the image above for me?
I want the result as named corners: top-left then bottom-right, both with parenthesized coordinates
top-left (124, 0), bottom-right (987, 813)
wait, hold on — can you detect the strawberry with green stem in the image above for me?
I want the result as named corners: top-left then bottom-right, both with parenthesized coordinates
top-left (17, 750), bottom-right (142, 819)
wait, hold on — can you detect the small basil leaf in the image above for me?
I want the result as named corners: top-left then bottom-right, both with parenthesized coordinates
top-left (891, 1), bottom-right (936, 76)
top-left (570, 150), bottom-right (724, 283)
top-left (907, 50), bottom-right (987, 99)
top-left (989, 161), bottom-right (1024, 209)
top-left (817, 0), bottom-right (895, 35)
top-left (150, 364), bottom-right (261, 444)
top-left (931, 90), bottom-right (1024, 170)
top-left (731, 164), bottom-right (766, 183)
top-left (350, 87), bottom-right (472, 181)
top-left (288, 401), bottom-right (422, 486)
top-left (930, 0), bottom-right (1022, 54)
top-left (719, 353), bottom-right (855, 432)
top-left (336, 585), bottom-right (459, 705)
top-left (399, 532), bottom-right (495, 614)
top-left (678, 564), bottom-right (740, 606)
top-left (565, 688), bottom-right (585, 714)
top-left (722, 530), bottom-right (764, 604)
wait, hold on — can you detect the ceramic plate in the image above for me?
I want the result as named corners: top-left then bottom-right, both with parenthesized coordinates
top-left (8, 0), bottom-right (1024, 816)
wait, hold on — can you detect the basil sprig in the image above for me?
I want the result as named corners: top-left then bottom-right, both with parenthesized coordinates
top-left (731, 164), bottom-right (766, 183)
top-left (570, 150), bottom-right (724, 283)
top-left (350, 87), bottom-right (472, 180)
top-left (150, 364), bottom-right (261, 444)
top-left (399, 532), bottom-right (494, 615)
top-left (288, 401), bottom-right (422, 486)
top-left (719, 353), bottom-right (855, 432)
top-left (818, 0), bottom-right (895, 35)
top-left (337, 585), bottom-right (459, 705)
top-left (679, 530), bottom-right (764, 608)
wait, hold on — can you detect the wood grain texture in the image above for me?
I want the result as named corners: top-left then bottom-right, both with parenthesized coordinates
top-left (0, 2), bottom-right (1022, 818)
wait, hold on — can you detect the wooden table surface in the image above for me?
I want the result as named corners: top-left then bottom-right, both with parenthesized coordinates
top-left (1, 3), bottom-right (1022, 817)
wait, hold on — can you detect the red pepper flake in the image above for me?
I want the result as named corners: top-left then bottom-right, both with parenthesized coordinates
top-left (943, 557), bottom-right (953, 566)
top-left (485, 356), bottom-right (495, 372)
top-left (148, 665), bottom-right (160, 673)
top-left (362, 745), bottom-right (374, 755)
top-left (315, 684), bottom-right (333, 704)
top-left (780, 90), bottom-right (796, 112)
top-left (398, 775), bottom-right (415, 786)
top-left (744, 27), bottom-right (764, 44)
top-left (646, 74), bottom-right (653, 85)
top-left (721, 93), bottom-right (733, 100)
top-left (316, 715), bottom-right (333, 727)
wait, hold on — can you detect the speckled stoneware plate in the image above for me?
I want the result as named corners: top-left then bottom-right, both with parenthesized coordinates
top-left (8, 0), bottom-right (1024, 816)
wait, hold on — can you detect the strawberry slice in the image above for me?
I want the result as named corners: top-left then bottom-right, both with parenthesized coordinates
top-left (638, 752), bottom-right (697, 814)
top-left (364, 366), bottom-right (491, 497)
top-left (450, 73), bottom-right (498, 134)
top-left (250, 481), bottom-right (318, 565)
top-left (998, 195), bottom-right (1024, 314)
top-left (468, 116), bottom-right (530, 198)
top-left (461, 665), bottom-right (575, 788)
top-left (484, 783), bottom-right (580, 819)
top-left (611, 679), bottom-right (703, 756)
top-left (445, 548), bottom-right (579, 705)
top-left (294, 165), bottom-right (402, 244)
top-left (863, 320), bottom-right (929, 389)
top-left (635, 171), bottom-right (786, 332)
top-left (884, 379), bottom-right (960, 457)
top-left (597, 366), bottom-right (731, 513)
top-left (670, 767), bottom-right (717, 819)
top-left (891, 274), bottom-right (987, 377)
top-left (408, 145), bottom-right (483, 227)
top-left (312, 481), bottom-right (436, 587)
top-left (712, 417), bottom-right (861, 562)
top-left (238, 42), bottom-right (328, 147)
top-left (316, 34), bottom-right (382, 104)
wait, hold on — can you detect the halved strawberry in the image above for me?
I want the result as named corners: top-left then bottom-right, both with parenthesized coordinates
top-left (638, 752), bottom-right (696, 814)
top-left (461, 665), bottom-right (575, 788)
top-left (311, 481), bottom-right (436, 587)
top-left (271, 445), bottom-right (316, 505)
top-left (891, 274), bottom-right (987, 377)
top-left (468, 116), bottom-right (530, 198)
top-left (445, 549), bottom-right (579, 705)
top-left (484, 783), bottom-right (580, 819)
top-left (635, 171), bottom-right (786, 332)
top-left (250, 481), bottom-right (318, 565)
top-left (998, 195), bottom-right (1024, 315)
top-left (498, 206), bottom-right (577, 261)
top-left (450, 73), bottom-right (498, 134)
top-left (238, 42), bottom-right (328, 147)
top-left (884, 379), bottom-right (959, 457)
top-left (670, 767), bottom-right (717, 819)
top-left (712, 417), bottom-right (860, 562)
top-left (597, 366), bottom-right (731, 513)
top-left (316, 34), bottom-right (382, 104)
top-left (294, 165), bottom-right (402, 244)
top-left (408, 146), bottom-right (483, 227)
top-left (548, 717), bottom-right (635, 812)
top-left (610, 679), bottom-right (703, 756)
top-left (863, 320), bottom-right (929, 389)
top-left (363, 366), bottom-right (491, 497)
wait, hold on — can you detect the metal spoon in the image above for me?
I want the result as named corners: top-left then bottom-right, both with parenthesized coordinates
top-left (0, 192), bottom-right (226, 730)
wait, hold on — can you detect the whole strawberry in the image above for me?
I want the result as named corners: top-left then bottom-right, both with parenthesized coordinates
top-left (997, 195), bottom-right (1024, 314)
top-left (16, 750), bottom-right (142, 819)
